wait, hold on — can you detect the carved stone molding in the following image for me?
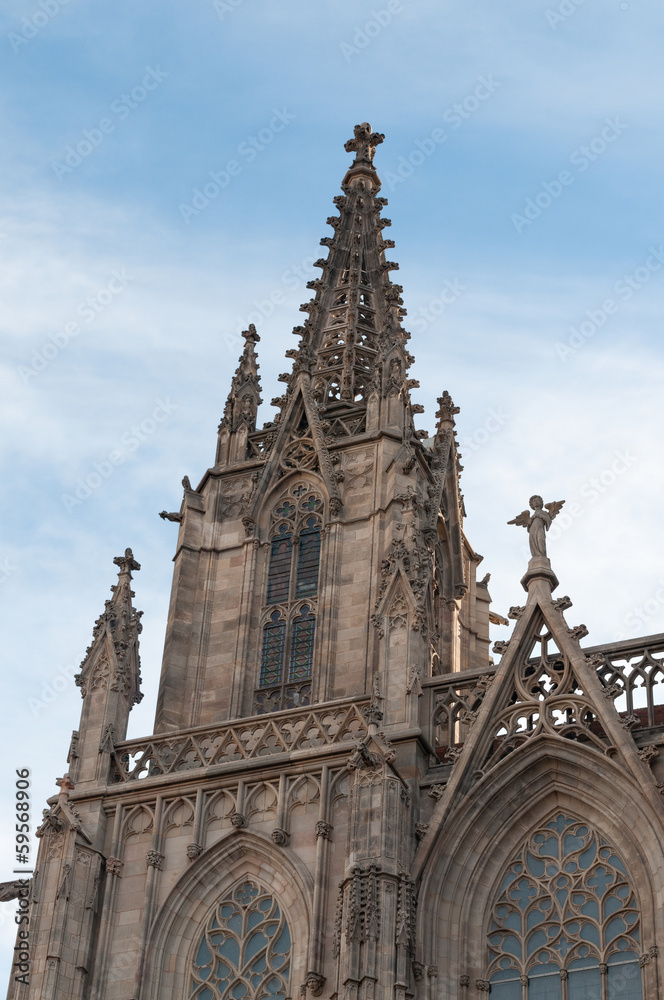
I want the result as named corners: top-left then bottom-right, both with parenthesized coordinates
top-left (146, 850), bottom-right (164, 870)
top-left (56, 863), bottom-right (72, 901)
top-left (638, 745), bottom-right (659, 765)
top-left (315, 821), bottom-right (333, 840)
top-left (105, 856), bottom-right (123, 876)
top-left (98, 723), bottom-right (116, 754)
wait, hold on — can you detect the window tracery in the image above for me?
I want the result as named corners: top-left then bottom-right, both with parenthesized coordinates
top-left (254, 483), bottom-right (323, 714)
top-left (487, 813), bottom-right (643, 1000)
top-left (189, 879), bottom-right (291, 1000)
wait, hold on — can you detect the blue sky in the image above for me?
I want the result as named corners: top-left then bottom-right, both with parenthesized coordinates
top-left (1, 0), bottom-right (663, 977)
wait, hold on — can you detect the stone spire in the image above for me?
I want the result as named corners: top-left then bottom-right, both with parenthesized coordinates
top-left (272, 123), bottom-right (420, 437)
top-left (216, 325), bottom-right (263, 465)
top-left (73, 548), bottom-right (143, 785)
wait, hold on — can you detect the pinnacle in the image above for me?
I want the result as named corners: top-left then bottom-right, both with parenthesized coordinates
top-left (219, 324), bottom-right (263, 434)
top-left (75, 549), bottom-right (144, 705)
top-left (272, 124), bottom-right (418, 431)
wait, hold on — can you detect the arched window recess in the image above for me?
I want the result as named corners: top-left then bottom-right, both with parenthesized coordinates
top-left (486, 813), bottom-right (643, 1000)
top-left (189, 879), bottom-right (292, 1000)
top-left (254, 483), bottom-right (323, 715)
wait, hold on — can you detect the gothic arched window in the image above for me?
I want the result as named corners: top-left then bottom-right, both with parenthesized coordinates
top-left (189, 879), bottom-right (292, 1000)
top-left (487, 813), bottom-right (643, 1000)
top-left (255, 483), bottom-right (323, 714)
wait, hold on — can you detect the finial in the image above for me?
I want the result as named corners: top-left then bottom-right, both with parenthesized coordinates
top-left (435, 391), bottom-right (460, 426)
top-left (113, 547), bottom-right (140, 577)
top-left (508, 496), bottom-right (565, 560)
top-left (242, 324), bottom-right (260, 345)
top-left (344, 122), bottom-right (384, 167)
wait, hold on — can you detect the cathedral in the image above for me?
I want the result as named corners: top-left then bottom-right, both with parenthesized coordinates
top-left (7, 124), bottom-right (664, 1000)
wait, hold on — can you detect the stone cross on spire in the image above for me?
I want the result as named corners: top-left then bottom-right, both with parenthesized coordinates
top-left (113, 548), bottom-right (140, 579)
top-left (344, 122), bottom-right (385, 166)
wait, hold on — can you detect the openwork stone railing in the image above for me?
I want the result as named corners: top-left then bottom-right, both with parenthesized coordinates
top-left (112, 699), bottom-right (368, 782)
top-left (426, 633), bottom-right (664, 758)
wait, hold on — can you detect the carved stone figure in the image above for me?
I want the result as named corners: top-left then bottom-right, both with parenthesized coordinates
top-left (508, 495), bottom-right (565, 558)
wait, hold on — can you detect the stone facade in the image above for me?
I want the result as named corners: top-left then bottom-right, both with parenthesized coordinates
top-left (6, 124), bottom-right (664, 1000)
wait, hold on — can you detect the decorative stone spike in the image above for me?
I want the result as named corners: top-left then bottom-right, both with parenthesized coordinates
top-left (218, 325), bottom-right (263, 437)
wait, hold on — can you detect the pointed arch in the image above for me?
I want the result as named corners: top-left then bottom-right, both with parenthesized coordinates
top-left (143, 830), bottom-right (313, 1000)
top-left (415, 739), bottom-right (664, 998)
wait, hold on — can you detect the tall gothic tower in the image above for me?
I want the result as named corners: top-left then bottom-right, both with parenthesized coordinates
top-left (8, 125), bottom-right (664, 1000)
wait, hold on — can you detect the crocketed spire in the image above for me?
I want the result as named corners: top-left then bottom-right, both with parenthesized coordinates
top-left (271, 123), bottom-right (420, 433)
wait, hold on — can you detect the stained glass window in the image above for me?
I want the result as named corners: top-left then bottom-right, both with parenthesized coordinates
top-left (260, 612), bottom-right (286, 687)
top-left (189, 880), bottom-right (291, 1000)
top-left (255, 484), bottom-right (323, 713)
top-left (289, 606), bottom-right (315, 681)
top-left (295, 520), bottom-right (321, 598)
top-left (487, 814), bottom-right (643, 999)
top-left (267, 527), bottom-right (292, 605)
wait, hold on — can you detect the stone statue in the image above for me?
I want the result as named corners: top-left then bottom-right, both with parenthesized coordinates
top-left (508, 495), bottom-right (565, 558)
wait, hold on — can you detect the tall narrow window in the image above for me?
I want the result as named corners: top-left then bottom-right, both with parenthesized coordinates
top-left (189, 879), bottom-right (292, 1000)
top-left (260, 611), bottom-right (286, 688)
top-left (487, 813), bottom-right (643, 1000)
top-left (296, 519), bottom-right (321, 597)
top-left (267, 526), bottom-right (292, 604)
top-left (290, 605), bottom-right (315, 681)
top-left (256, 483), bottom-right (323, 715)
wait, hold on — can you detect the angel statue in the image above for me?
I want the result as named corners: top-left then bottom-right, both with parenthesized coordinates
top-left (508, 495), bottom-right (565, 559)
